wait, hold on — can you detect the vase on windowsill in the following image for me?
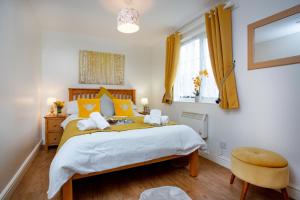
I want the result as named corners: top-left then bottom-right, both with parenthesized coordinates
top-left (193, 69), bottom-right (208, 104)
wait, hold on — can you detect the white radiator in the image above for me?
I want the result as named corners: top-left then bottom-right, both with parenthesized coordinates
top-left (180, 112), bottom-right (208, 139)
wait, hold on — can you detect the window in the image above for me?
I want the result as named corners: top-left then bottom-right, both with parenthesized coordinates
top-left (174, 33), bottom-right (219, 103)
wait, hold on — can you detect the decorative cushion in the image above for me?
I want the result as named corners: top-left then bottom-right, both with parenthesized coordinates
top-left (96, 87), bottom-right (114, 99)
top-left (100, 94), bottom-right (115, 117)
top-left (96, 87), bottom-right (115, 117)
top-left (232, 147), bottom-right (288, 168)
top-left (113, 99), bottom-right (134, 116)
top-left (77, 98), bottom-right (100, 118)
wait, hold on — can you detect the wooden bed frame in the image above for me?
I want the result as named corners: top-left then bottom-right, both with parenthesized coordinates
top-left (68, 88), bottom-right (136, 104)
top-left (62, 88), bottom-right (199, 200)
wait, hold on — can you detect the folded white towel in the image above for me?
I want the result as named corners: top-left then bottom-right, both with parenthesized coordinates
top-left (144, 115), bottom-right (169, 126)
top-left (144, 115), bottom-right (151, 124)
top-left (150, 109), bottom-right (162, 117)
top-left (160, 116), bottom-right (169, 125)
top-left (77, 119), bottom-right (97, 131)
top-left (144, 115), bottom-right (160, 125)
top-left (144, 115), bottom-right (161, 125)
top-left (150, 109), bottom-right (162, 125)
top-left (90, 112), bottom-right (110, 130)
top-left (150, 115), bottom-right (161, 125)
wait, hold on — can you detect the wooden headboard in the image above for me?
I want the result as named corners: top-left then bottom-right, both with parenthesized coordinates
top-left (68, 88), bottom-right (136, 104)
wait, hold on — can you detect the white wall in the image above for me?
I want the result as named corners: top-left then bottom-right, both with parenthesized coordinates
top-left (1, 0), bottom-right (299, 197)
top-left (0, 0), bottom-right (41, 193)
top-left (151, 0), bottom-right (300, 193)
top-left (41, 32), bottom-right (153, 141)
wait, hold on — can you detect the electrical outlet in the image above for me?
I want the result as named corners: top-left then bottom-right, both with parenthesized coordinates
top-left (219, 141), bottom-right (227, 156)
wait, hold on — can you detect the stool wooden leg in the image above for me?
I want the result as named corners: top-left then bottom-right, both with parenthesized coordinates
top-left (230, 173), bottom-right (235, 184)
top-left (240, 181), bottom-right (249, 200)
top-left (281, 188), bottom-right (289, 200)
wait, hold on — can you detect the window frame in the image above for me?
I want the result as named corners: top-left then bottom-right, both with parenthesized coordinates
top-left (173, 34), bottom-right (218, 104)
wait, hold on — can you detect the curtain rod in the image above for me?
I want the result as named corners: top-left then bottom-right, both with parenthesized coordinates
top-left (224, 0), bottom-right (236, 9)
top-left (176, 0), bottom-right (238, 33)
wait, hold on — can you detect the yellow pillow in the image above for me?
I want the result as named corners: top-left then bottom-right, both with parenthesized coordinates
top-left (96, 87), bottom-right (114, 99)
top-left (113, 99), bottom-right (134, 116)
top-left (77, 98), bottom-right (100, 118)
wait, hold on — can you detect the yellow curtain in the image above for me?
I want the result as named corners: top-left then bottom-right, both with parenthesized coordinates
top-left (205, 5), bottom-right (239, 109)
top-left (162, 32), bottom-right (181, 104)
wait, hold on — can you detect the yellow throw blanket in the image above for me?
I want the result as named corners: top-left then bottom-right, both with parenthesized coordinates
top-left (58, 116), bottom-right (176, 151)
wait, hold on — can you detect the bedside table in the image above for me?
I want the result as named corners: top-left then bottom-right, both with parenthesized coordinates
top-left (44, 114), bottom-right (66, 150)
top-left (138, 111), bottom-right (150, 115)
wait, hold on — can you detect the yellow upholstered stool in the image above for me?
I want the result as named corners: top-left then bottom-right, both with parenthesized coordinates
top-left (230, 147), bottom-right (289, 200)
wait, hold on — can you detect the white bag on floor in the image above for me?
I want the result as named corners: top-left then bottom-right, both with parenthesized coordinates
top-left (139, 186), bottom-right (192, 200)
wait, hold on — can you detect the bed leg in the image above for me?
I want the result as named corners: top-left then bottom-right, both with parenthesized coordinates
top-left (63, 178), bottom-right (73, 200)
top-left (189, 150), bottom-right (199, 177)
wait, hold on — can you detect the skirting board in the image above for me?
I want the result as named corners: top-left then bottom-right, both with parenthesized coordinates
top-left (0, 140), bottom-right (42, 200)
top-left (199, 151), bottom-right (300, 200)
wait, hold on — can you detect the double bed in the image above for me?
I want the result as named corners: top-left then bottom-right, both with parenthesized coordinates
top-left (48, 88), bottom-right (206, 200)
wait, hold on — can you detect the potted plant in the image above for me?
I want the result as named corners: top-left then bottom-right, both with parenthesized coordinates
top-left (193, 69), bottom-right (208, 102)
top-left (54, 100), bottom-right (64, 115)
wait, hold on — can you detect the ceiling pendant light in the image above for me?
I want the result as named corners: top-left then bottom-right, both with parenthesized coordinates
top-left (117, 7), bottom-right (140, 33)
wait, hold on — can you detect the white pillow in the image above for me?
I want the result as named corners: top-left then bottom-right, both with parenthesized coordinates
top-left (131, 101), bottom-right (138, 111)
top-left (67, 100), bottom-right (78, 115)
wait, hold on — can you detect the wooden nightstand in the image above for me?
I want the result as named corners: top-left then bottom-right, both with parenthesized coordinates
top-left (138, 111), bottom-right (150, 115)
top-left (44, 114), bottom-right (66, 150)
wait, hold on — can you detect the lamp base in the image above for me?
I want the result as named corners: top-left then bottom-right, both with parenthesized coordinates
top-left (143, 105), bottom-right (150, 114)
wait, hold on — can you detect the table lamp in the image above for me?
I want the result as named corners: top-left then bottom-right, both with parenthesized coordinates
top-left (141, 97), bottom-right (149, 114)
top-left (47, 97), bottom-right (57, 115)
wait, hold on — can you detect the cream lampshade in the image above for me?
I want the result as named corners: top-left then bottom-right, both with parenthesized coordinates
top-left (47, 97), bottom-right (57, 115)
top-left (47, 97), bottom-right (56, 106)
top-left (141, 97), bottom-right (149, 106)
top-left (141, 97), bottom-right (149, 113)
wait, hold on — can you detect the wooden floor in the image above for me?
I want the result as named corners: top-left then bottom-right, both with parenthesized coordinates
top-left (10, 147), bottom-right (287, 200)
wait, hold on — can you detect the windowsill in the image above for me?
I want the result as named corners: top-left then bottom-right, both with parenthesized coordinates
top-left (174, 97), bottom-right (217, 104)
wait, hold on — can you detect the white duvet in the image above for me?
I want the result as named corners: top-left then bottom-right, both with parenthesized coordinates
top-left (47, 116), bottom-right (206, 199)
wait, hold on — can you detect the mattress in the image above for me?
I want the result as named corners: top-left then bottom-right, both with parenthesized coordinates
top-left (47, 117), bottom-right (206, 199)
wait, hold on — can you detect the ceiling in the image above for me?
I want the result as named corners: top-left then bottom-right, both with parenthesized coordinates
top-left (30, 0), bottom-right (220, 46)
